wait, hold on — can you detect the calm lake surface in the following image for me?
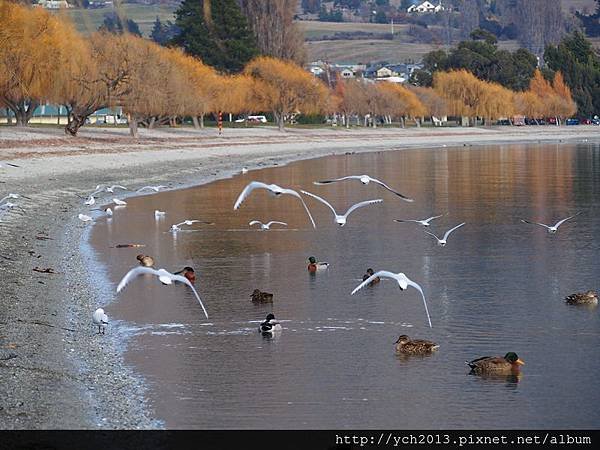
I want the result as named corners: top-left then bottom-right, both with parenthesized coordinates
top-left (90, 143), bottom-right (600, 429)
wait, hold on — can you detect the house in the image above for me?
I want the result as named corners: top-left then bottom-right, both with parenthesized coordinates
top-left (407, 1), bottom-right (444, 13)
top-left (376, 67), bottom-right (394, 78)
top-left (37, 0), bottom-right (72, 9)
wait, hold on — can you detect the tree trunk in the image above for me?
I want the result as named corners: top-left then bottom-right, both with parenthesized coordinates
top-left (129, 115), bottom-right (138, 138)
top-left (65, 114), bottom-right (87, 136)
top-left (200, 113), bottom-right (205, 128)
top-left (400, 116), bottom-right (406, 128)
top-left (148, 117), bottom-right (157, 129)
top-left (192, 116), bottom-right (200, 129)
top-left (5, 108), bottom-right (12, 125)
top-left (274, 111), bottom-right (285, 131)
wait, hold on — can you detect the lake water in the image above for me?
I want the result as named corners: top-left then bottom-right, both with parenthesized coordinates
top-left (90, 143), bottom-right (600, 429)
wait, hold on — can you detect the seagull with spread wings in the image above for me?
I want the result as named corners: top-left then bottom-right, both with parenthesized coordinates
top-left (424, 222), bottom-right (466, 247)
top-left (233, 181), bottom-right (316, 229)
top-left (301, 190), bottom-right (382, 227)
top-left (351, 270), bottom-right (432, 328)
top-left (313, 175), bottom-right (413, 202)
top-left (116, 267), bottom-right (208, 319)
top-left (249, 220), bottom-right (288, 230)
top-left (520, 212), bottom-right (581, 234)
top-left (394, 213), bottom-right (447, 227)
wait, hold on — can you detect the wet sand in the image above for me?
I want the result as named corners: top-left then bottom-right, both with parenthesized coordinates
top-left (0, 124), bottom-right (599, 429)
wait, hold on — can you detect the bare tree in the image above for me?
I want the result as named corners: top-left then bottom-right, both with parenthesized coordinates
top-left (514, 0), bottom-right (564, 58)
top-left (239, 0), bottom-right (307, 65)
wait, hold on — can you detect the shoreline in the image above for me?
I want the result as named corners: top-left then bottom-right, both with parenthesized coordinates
top-left (1, 125), bottom-right (599, 429)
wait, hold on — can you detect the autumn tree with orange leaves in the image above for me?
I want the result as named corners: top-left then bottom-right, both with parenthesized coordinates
top-left (245, 56), bottom-right (329, 130)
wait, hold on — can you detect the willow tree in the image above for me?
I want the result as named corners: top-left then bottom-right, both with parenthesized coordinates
top-left (410, 86), bottom-right (449, 123)
top-left (244, 56), bottom-right (329, 130)
top-left (375, 82), bottom-right (427, 127)
top-left (551, 72), bottom-right (576, 119)
top-left (334, 79), bottom-right (369, 128)
top-left (434, 70), bottom-right (489, 125)
top-left (0, 1), bottom-right (65, 126)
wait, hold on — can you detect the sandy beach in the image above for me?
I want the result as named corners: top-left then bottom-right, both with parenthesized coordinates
top-left (1, 124), bottom-right (599, 429)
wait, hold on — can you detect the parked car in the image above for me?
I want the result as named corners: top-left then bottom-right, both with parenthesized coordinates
top-left (581, 118), bottom-right (592, 125)
top-left (235, 115), bottom-right (267, 123)
top-left (566, 118), bottom-right (580, 125)
top-left (496, 119), bottom-right (511, 126)
top-left (547, 117), bottom-right (558, 125)
top-left (592, 118), bottom-right (600, 125)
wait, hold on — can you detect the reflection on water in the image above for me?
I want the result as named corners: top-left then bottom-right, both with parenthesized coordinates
top-left (90, 143), bottom-right (600, 429)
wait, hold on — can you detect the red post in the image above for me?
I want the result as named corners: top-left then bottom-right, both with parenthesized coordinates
top-left (218, 111), bottom-right (223, 135)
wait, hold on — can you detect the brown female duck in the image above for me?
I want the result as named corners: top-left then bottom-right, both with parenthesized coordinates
top-left (565, 290), bottom-right (598, 305)
top-left (394, 335), bottom-right (439, 355)
top-left (251, 289), bottom-right (273, 303)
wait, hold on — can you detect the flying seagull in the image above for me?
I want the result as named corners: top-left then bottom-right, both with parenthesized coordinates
top-left (249, 220), bottom-right (288, 230)
top-left (170, 219), bottom-right (213, 232)
top-left (233, 181), bottom-right (316, 229)
top-left (424, 222), bottom-right (465, 247)
top-left (520, 212), bottom-right (581, 234)
top-left (394, 213), bottom-right (447, 227)
top-left (313, 175), bottom-right (413, 202)
top-left (351, 270), bottom-right (432, 328)
top-left (92, 308), bottom-right (109, 334)
top-left (136, 185), bottom-right (167, 193)
top-left (301, 190), bottom-right (382, 227)
top-left (116, 267), bottom-right (208, 319)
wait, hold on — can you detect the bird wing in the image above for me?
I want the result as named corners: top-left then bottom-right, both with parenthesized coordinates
top-left (343, 199), bottom-right (383, 218)
top-left (554, 212), bottom-right (582, 228)
top-left (351, 270), bottom-right (400, 295)
top-left (116, 267), bottom-right (161, 293)
top-left (249, 220), bottom-right (262, 226)
top-left (423, 230), bottom-right (441, 241)
top-left (443, 222), bottom-right (465, 241)
top-left (394, 219), bottom-right (420, 223)
top-left (171, 275), bottom-right (209, 319)
top-left (266, 221), bottom-right (287, 227)
top-left (425, 213), bottom-right (446, 222)
top-left (520, 219), bottom-right (551, 230)
top-left (301, 190), bottom-right (338, 216)
top-left (136, 186), bottom-right (152, 193)
top-left (233, 181), bottom-right (271, 210)
top-left (111, 185), bottom-right (128, 191)
top-left (405, 277), bottom-right (432, 328)
top-left (369, 177), bottom-right (414, 202)
top-left (313, 176), bottom-right (359, 185)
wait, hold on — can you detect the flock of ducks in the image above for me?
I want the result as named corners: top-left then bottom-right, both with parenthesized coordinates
top-left (80, 165), bottom-right (596, 378)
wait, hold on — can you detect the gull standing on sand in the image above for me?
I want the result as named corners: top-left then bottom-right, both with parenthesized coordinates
top-left (351, 270), bottom-right (432, 328)
top-left (313, 175), bottom-right (413, 202)
top-left (93, 308), bottom-right (109, 334)
top-left (394, 213), bottom-right (447, 227)
top-left (170, 219), bottom-right (213, 232)
top-left (520, 212), bottom-right (581, 234)
top-left (116, 267), bottom-right (209, 319)
top-left (136, 185), bottom-right (167, 193)
top-left (249, 220), bottom-right (288, 230)
top-left (233, 181), bottom-right (316, 229)
top-left (84, 195), bottom-right (96, 206)
top-left (301, 190), bottom-right (382, 227)
top-left (78, 214), bottom-right (93, 222)
top-left (424, 222), bottom-right (466, 247)
top-left (113, 198), bottom-right (127, 206)
top-left (105, 207), bottom-right (113, 217)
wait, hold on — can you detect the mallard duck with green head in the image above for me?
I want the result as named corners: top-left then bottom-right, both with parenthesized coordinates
top-left (307, 256), bottom-right (329, 273)
top-left (467, 352), bottom-right (524, 375)
top-left (394, 335), bottom-right (439, 355)
top-left (565, 290), bottom-right (598, 305)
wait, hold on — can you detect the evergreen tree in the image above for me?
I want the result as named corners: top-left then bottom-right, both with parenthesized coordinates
top-left (150, 17), bottom-right (179, 46)
top-left (98, 12), bottom-right (141, 36)
top-left (172, 0), bottom-right (258, 73)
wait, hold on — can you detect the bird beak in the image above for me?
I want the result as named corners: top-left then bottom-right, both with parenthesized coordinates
top-left (516, 359), bottom-right (525, 365)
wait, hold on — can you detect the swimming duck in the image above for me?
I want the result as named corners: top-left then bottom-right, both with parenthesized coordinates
top-left (467, 352), bottom-right (524, 375)
top-left (307, 256), bottom-right (330, 273)
top-left (136, 254), bottom-right (155, 267)
top-left (174, 267), bottom-right (196, 284)
top-left (362, 268), bottom-right (380, 286)
top-left (251, 289), bottom-right (273, 303)
top-left (394, 335), bottom-right (439, 355)
top-left (565, 290), bottom-right (598, 305)
top-left (259, 313), bottom-right (282, 334)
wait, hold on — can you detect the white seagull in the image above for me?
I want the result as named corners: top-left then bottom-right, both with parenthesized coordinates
top-left (78, 214), bottom-right (93, 222)
top-left (249, 220), bottom-right (288, 230)
top-left (112, 198), bottom-right (127, 206)
top-left (170, 219), bottom-right (213, 232)
top-left (105, 207), bottom-right (113, 217)
top-left (154, 210), bottom-right (166, 219)
top-left (0, 193), bottom-right (22, 204)
top-left (106, 185), bottom-right (128, 193)
top-left (301, 190), bottom-right (382, 227)
top-left (313, 175), bottom-right (413, 202)
top-left (424, 222), bottom-right (465, 247)
top-left (394, 213), bottom-right (447, 227)
top-left (520, 212), bottom-right (582, 234)
top-left (90, 185), bottom-right (106, 196)
top-left (92, 308), bottom-right (109, 334)
top-left (84, 195), bottom-right (96, 206)
top-left (116, 267), bottom-right (208, 319)
top-left (233, 181), bottom-right (316, 229)
top-left (351, 270), bottom-right (432, 328)
top-left (136, 185), bottom-right (167, 193)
